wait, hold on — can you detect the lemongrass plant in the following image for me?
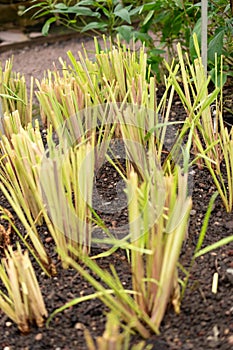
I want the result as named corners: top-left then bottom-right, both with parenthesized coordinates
top-left (36, 36), bottom-right (150, 130)
top-left (84, 311), bottom-right (153, 350)
top-left (199, 119), bottom-right (233, 213)
top-left (40, 139), bottom-right (95, 256)
top-left (84, 311), bottom-right (127, 350)
top-left (0, 203), bottom-right (54, 277)
top-left (127, 164), bottom-right (192, 329)
top-left (0, 110), bottom-right (22, 140)
top-left (0, 58), bottom-right (33, 129)
top-left (38, 102), bottom-right (117, 261)
top-left (0, 243), bottom-right (48, 333)
top-left (35, 68), bottom-right (85, 128)
top-left (164, 34), bottom-right (221, 170)
top-left (0, 121), bottom-right (53, 274)
top-left (171, 45), bottom-right (233, 213)
top-left (217, 122), bottom-right (233, 212)
top-left (111, 87), bottom-right (176, 177)
top-left (187, 55), bottom-right (233, 212)
top-left (67, 36), bottom-right (149, 105)
top-left (47, 162), bottom-right (192, 336)
top-left (0, 172), bottom-right (53, 275)
top-left (0, 117), bottom-right (86, 268)
top-left (0, 119), bottom-right (45, 224)
top-left (0, 101), bottom-right (114, 268)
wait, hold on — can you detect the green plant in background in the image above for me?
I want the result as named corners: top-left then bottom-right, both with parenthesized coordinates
top-left (24, 1), bottom-right (233, 82)
top-left (134, 0), bottom-right (200, 75)
top-left (190, 0), bottom-right (233, 84)
top-left (0, 244), bottom-right (48, 333)
top-left (129, 0), bottom-right (232, 82)
top-left (23, 0), bottom-right (140, 40)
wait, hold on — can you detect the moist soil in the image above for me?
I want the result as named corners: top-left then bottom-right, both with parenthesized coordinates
top-left (0, 35), bottom-right (233, 350)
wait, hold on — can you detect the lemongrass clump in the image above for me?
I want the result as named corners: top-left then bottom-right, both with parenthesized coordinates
top-left (165, 35), bottom-right (221, 170)
top-left (0, 244), bottom-right (48, 333)
top-left (0, 120), bottom-right (45, 224)
top-left (205, 122), bottom-right (233, 212)
top-left (171, 44), bottom-right (233, 212)
top-left (84, 311), bottom-right (152, 350)
top-left (0, 121), bottom-right (53, 274)
top-left (47, 163), bottom-right (191, 336)
top-left (0, 116), bottom-right (78, 268)
top-left (36, 68), bottom-right (85, 127)
top-left (0, 110), bottom-right (23, 140)
top-left (67, 36), bottom-right (149, 105)
top-left (84, 312), bottom-right (125, 350)
top-left (40, 137), bottom-right (95, 258)
top-left (0, 172), bottom-right (52, 275)
top-left (0, 58), bottom-right (33, 128)
top-left (127, 164), bottom-right (192, 330)
top-left (36, 36), bottom-right (153, 131)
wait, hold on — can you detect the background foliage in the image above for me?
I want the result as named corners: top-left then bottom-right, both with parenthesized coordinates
top-left (23, 0), bottom-right (233, 81)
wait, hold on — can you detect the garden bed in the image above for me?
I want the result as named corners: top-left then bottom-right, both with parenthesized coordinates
top-left (0, 36), bottom-right (233, 350)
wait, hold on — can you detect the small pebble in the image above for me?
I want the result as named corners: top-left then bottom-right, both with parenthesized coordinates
top-left (228, 335), bottom-right (233, 345)
top-left (111, 220), bottom-right (117, 228)
top-left (74, 322), bottom-right (85, 330)
top-left (35, 333), bottom-right (43, 341)
top-left (226, 268), bottom-right (233, 284)
top-left (5, 322), bottom-right (12, 327)
top-left (189, 167), bottom-right (196, 174)
top-left (45, 236), bottom-right (53, 243)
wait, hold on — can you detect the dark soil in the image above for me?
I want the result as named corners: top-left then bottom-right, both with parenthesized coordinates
top-left (0, 36), bottom-right (233, 350)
